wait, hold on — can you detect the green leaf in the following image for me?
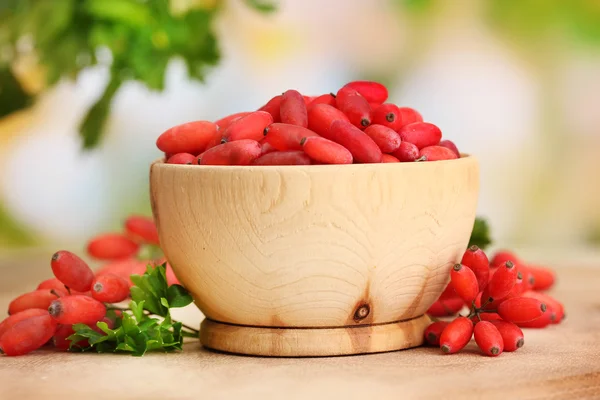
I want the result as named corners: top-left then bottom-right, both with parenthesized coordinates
top-left (160, 297), bottom-right (170, 309)
top-left (130, 300), bottom-right (145, 323)
top-left (83, 0), bottom-right (151, 27)
top-left (244, 0), bottom-right (278, 13)
top-left (79, 73), bottom-right (122, 149)
top-left (469, 217), bottom-right (493, 250)
top-left (167, 284), bottom-right (193, 308)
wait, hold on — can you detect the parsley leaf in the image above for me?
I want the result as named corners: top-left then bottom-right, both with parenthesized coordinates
top-left (469, 217), bottom-right (493, 250)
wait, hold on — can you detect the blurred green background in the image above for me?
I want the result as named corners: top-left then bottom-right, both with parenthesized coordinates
top-left (0, 0), bottom-right (599, 257)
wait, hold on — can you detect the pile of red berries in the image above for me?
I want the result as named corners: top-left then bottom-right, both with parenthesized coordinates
top-left (0, 216), bottom-right (177, 356)
top-left (157, 81), bottom-right (461, 166)
top-left (424, 247), bottom-right (563, 356)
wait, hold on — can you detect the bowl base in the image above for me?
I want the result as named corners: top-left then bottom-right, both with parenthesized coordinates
top-left (199, 315), bottom-right (431, 357)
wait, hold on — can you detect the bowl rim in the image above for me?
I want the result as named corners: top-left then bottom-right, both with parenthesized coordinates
top-left (151, 154), bottom-right (477, 171)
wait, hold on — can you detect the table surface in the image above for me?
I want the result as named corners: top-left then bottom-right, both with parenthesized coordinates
top-left (1, 249), bottom-right (599, 400)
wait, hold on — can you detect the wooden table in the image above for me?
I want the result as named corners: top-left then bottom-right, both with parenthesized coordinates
top-left (1, 250), bottom-right (599, 400)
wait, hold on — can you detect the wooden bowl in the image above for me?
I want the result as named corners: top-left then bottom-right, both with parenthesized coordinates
top-left (149, 156), bottom-right (479, 357)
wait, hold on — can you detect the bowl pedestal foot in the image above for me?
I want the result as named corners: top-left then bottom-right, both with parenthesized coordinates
top-left (199, 314), bottom-right (431, 357)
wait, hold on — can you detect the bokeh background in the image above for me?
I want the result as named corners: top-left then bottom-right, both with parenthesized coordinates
top-left (1, 0), bottom-right (599, 264)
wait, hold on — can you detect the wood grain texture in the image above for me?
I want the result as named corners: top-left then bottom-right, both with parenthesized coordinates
top-left (150, 158), bottom-right (478, 355)
top-left (1, 253), bottom-right (599, 400)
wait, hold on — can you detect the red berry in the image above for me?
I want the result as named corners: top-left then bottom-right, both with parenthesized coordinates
top-left (215, 111), bottom-right (252, 131)
top-left (427, 297), bottom-right (465, 317)
top-left (260, 141), bottom-right (277, 155)
top-left (399, 122), bottom-right (442, 150)
top-left (439, 140), bottom-right (460, 158)
top-left (223, 111), bottom-right (273, 142)
top-left (483, 261), bottom-right (517, 303)
top-left (280, 90), bottom-right (308, 127)
top-left (307, 103), bottom-right (349, 137)
top-left (87, 234), bottom-right (140, 261)
top-left (307, 93), bottom-right (336, 108)
top-left (527, 264), bottom-right (556, 291)
top-left (124, 215), bottom-right (159, 245)
top-left (335, 86), bottom-right (372, 129)
top-left (0, 309), bottom-right (49, 340)
top-left (371, 103), bottom-right (402, 131)
top-left (8, 289), bottom-right (65, 315)
top-left (490, 250), bottom-right (521, 268)
top-left (419, 146), bottom-right (458, 161)
top-left (450, 264), bottom-right (479, 304)
top-left (484, 271), bottom-right (526, 310)
top-left (439, 283), bottom-right (457, 300)
top-left (51, 250), bottom-right (95, 292)
top-left (474, 321), bottom-right (503, 357)
top-left (156, 121), bottom-right (219, 155)
top-left (48, 295), bottom-right (106, 325)
top-left (95, 258), bottom-right (149, 286)
top-left (392, 141), bottom-right (420, 162)
top-left (199, 139), bottom-right (262, 165)
top-left (461, 245), bottom-right (490, 291)
top-left (523, 291), bottom-right (564, 324)
top-left (381, 154), bottom-right (400, 163)
top-left (258, 95), bottom-right (283, 122)
top-left (92, 274), bottom-right (130, 303)
top-left (440, 317), bottom-right (473, 354)
top-left (490, 320), bottom-right (524, 352)
top-left (424, 321), bottom-right (449, 346)
top-left (252, 151), bottom-right (311, 166)
top-left (327, 120), bottom-right (382, 163)
top-left (472, 313), bottom-right (503, 323)
top-left (303, 95), bottom-right (315, 105)
top-left (300, 136), bottom-right (353, 165)
top-left (37, 278), bottom-right (67, 291)
top-left (398, 107), bottom-right (423, 126)
top-left (497, 297), bottom-right (546, 323)
top-left (166, 153), bottom-right (196, 165)
top-left (263, 123), bottom-right (319, 151)
top-left (515, 307), bottom-right (554, 328)
top-left (344, 81), bottom-right (388, 106)
top-left (363, 124), bottom-right (401, 153)
top-left (0, 315), bottom-right (57, 356)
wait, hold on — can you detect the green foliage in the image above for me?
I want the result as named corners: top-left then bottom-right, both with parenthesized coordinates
top-left (0, 0), bottom-right (277, 149)
top-left (469, 217), bottom-right (492, 251)
top-left (68, 263), bottom-right (194, 356)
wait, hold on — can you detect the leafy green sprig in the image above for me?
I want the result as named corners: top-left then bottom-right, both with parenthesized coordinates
top-left (67, 263), bottom-right (196, 356)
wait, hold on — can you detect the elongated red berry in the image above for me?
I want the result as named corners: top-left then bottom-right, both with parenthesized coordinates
top-left (51, 250), bottom-right (95, 292)
top-left (328, 120), bottom-right (382, 163)
top-left (450, 264), bottom-right (479, 304)
top-left (344, 81), bottom-right (388, 105)
top-left (124, 215), bottom-right (159, 245)
top-left (427, 297), bottom-right (465, 317)
top-left (474, 321), bottom-right (503, 357)
top-left (307, 93), bottom-right (336, 108)
top-left (372, 103), bottom-right (402, 131)
top-left (0, 309), bottom-right (49, 340)
top-left (156, 121), bottom-right (219, 155)
top-left (399, 122), bottom-right (442, 149)
top-left (252, 151), bottom-right (311, 166)
top-left (515, 307), bottom-right (554, 328)
top-left (199, 139), bottom-right (262, 165)
top-left (461, 245), bottom-right (490, 291)
top-left (0, 315), bottom-right (57, 356)
top-left (419, 146), bottom-right (458, 161)
top-left (300, 136), bottom-right (353, 165)
top-left (381, 154), bottom-right (400, 163)
top-left (398, 107), bottom-right (423, 126)
top-left (392, 141), bottom-right (420, 162)
top-left (223, 111), bottom-right (273, 142)
top-left (523, 291), bottom-right (564, 323)
top-left (363, 124), bottom-right (401, 153)
top-left (37, 278), bottom-right (66, 291)
top-left (95, 259), bottom-right (149, 286)
top-left (527, 265), bottom-right (556, 291)
top-left (166, 153), bottom-right (196, 165)
top-left (336, 86), bottom-right (372, 129)
top-left (490, 320), bottom-right (524, 352)
top-left (215, 112), bottom-right (252, 131)
top-left (483, 261), bottom-right (517, 303)
top-left (280, 90), bottom-right (308, 127)
top-left (263, 123), bottom-right (319, 151)
top-left (490, 250), bottom-right (521, 268)
top-left (473, 313), bottom-right (503, 323)
top-left (439, 140), bottom-right (460, 158)
top-left (307, 104), bottom-right (349, 137)
top-left (49, 295), bottom-right (106, 325)
top-left (424, 321), bottom-right (449, 346)
top-left (439, 283), bottom-right (457, 300)
top-left (8, 289), bottom-right (65, 315)
top-left (440, 317), bottom-right (473, 354)
top-left (92, 274), bottom-right (130, 303)
top-left (260, 141), bottom-right (277, 155)
top-left (303, 95), bottom-right (315, 105)
top-left (497, 297), bottom-right (546, 323)
top-left (258, 95), bottom-right (283, 122)
top-left (87, 234), bottom-right (140, 261)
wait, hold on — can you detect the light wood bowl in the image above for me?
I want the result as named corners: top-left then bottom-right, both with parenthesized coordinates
top-left (149, 156), bottom-right (479, 357)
